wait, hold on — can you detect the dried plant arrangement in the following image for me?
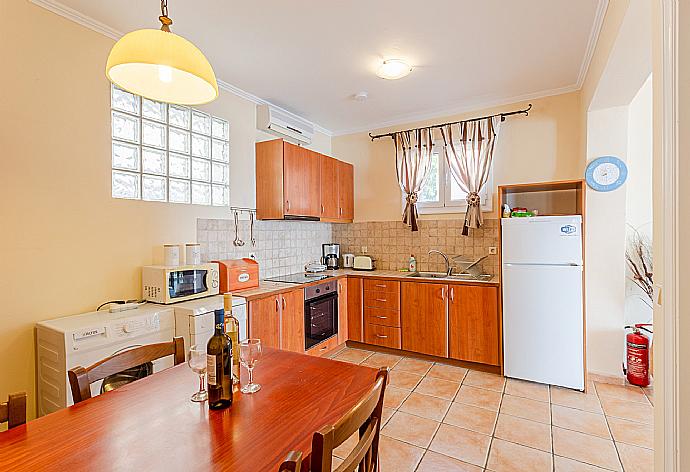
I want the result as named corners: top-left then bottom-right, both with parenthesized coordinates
top-left (625, 226), bottom-right (653, 308)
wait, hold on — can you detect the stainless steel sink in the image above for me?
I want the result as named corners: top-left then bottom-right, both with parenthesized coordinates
top-left (407, 272), bottom-right (492, 282)
top-left (406, 271), bottom-right (448, 278)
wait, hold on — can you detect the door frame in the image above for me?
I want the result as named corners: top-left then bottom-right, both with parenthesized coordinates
top-left (660, 0), bottom-right (679, 469)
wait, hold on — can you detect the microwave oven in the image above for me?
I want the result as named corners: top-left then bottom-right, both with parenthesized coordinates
top-left (142, 263), bottom-right (220, 304)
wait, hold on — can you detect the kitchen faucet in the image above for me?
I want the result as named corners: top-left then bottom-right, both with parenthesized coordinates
top-left (428, 250), bottom-right (453, 276)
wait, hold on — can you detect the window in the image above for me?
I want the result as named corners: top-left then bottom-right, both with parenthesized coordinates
top-left (110, 85), bottom-right (230, 206)
top-left (414, 141), bottom-right (492, 214)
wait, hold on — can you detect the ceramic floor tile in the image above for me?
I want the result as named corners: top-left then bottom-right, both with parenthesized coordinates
top-left (594, 382), bottom-right (648, 404)
top-left (377, 435), bottom-right (425, 472)
top-left (455, 385), bottom-right (503, 411)
top-left (381, 411), bottom-right (440, 448)
top-left (550, 386), bottom-right (603, 414)
top-left (444, 402), bottom-right (498, 435)
top-left (551, 404), bottom-right (611, 439)
top-left (504, 378), bottom-right (550, 402)
top-left (427, 363), bottom-right (468, 382)
top-left (500, 394), bottom-right (551, 424)
top-left (429, 423), bottom-right (491, 467)
top-left (599, 396), bottom-right (653, 424)
top-left (388, 370), bottom-right (424, 390)
top-left (486, 437), bottom-right (552, 472)
top-left (416, 450), bottom-right (483, 472)
top-left (360, 352), bottom-right (402, 369)
top-left (552, 426), bottom-right (622, 471)
top-left (414, 376), bottom-right (461, 400)
top-left (463, 370), bottom-right (506, 392)
top-left (383, 386), bottom-right (411, 409)
top-left (554, 455), bottom-right (614, 471)
top-left (616, 442), bottom-right (654, 472)
top-left (607, 416), bottom-right (654, 449)
top-left (494, 413), bottom-right (552, 452)
top-left (332, 348), bottom-right (373, 364)
top-left (381, 407), bottom-right (395, 427)
top-left (399, 392), bottom-right (451, 421)
top-left (393, 357), bottom-right (433, 375)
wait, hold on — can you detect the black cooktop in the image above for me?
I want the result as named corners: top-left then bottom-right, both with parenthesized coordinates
top-left (264, 272), bottom-right (333, 284)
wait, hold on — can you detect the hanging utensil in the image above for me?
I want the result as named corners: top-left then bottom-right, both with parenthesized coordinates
top-left (233, 210), bottom-right (245, 246)
top-left (250, 211), bottom-right (256, 247)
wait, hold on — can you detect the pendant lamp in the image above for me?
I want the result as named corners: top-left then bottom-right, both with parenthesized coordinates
top-left (106, 0), bottom-right (218, 105)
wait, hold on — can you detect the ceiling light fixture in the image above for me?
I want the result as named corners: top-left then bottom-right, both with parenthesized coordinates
top-left (376, 59), bottom-right (412, 80)
top-left (105, 0), bottom-right (218, 105)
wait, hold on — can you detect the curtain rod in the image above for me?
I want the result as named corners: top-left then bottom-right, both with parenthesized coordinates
top-left (368, 103), bottom-right (532, 141)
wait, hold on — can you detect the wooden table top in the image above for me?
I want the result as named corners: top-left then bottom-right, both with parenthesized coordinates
top-left (0, 348), bottom-right (377, 471)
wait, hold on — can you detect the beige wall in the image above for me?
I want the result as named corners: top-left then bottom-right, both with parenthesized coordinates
top-left (332, 92), bottom-right (582, 222)
top-left (0, 1), bottom-right (330, 420)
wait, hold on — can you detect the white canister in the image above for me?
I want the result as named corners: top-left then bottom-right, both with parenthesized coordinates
top-left (164, 244), bottom-right (180, 266)
top-left (186, 243), bottom-right (201, 265)
top-left (343, 254), bottom-right (355, 268)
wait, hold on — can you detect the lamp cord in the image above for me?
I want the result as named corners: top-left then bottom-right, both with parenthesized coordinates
top-left (159, 0), bottom-right (172, 32)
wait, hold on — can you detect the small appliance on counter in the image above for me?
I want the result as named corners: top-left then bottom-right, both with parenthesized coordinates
top-left (343, 253), bottom-right (355, 268)
top-left (305, 261), bottom-right (327, 273)
top-left (321, 243), bottom-right (341, 270)
top-left (142, 263), bottom-right (219, 304)
top-left (353, 255), bottom-right (376, 271)
top-left (213, 258), bottom-right (259, 292)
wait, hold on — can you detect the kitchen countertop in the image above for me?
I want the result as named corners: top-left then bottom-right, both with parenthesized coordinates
top-left (234, 269), bottom-right (498, 301)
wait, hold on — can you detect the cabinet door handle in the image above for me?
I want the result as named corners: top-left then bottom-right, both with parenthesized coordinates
top-left (275, 298), bottom-right (279, 312)
top-left (340, 207), bottom-right (343, 215)
top-left (286, 200), bottom-right (291, 211)
top-left (375, 298), bottom-right (387, 302)
top-left (321, 204), bottom-right (324, 214)
top-left (450, 287), bottom-right (455, 302)
top-left (282, 296), bottom-right (286, 310)
top-left (375, 284), bottom-right (386, 288)
top-left (320, 344), bottom-right (328, 351)
top-left (375, 334), bottom-right (388, 339)
top-left (441, 287), bottom-right (446, 300)
top-left (374, 315), bottom-right (388, 319)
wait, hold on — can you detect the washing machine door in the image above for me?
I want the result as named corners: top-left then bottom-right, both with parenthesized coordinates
top-left (100, 362), bottom-right (153, 393)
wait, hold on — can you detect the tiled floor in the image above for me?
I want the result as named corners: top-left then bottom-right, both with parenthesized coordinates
top-left (328, 347), bottom-right (654, 472)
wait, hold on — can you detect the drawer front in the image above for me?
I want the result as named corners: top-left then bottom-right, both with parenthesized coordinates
top-left (364, 307), bottom-right (401, 328)
top-left (363, 290), bottom-right (399, 310)
top-left (363, 279), bottom-right (400, 294)
top-left (306, 335), bottom-right (339, 357)
top-left (364, 323), bottom-right (401, 349)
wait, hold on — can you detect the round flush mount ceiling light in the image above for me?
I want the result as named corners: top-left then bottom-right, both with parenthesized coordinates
top-left (106, 0), bottom-right (218, 105)
top-left (376, 59), bottom-right (412, 80)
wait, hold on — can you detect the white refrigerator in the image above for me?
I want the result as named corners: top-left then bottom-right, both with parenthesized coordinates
top-left (502, 215), bottom-right (585, 390)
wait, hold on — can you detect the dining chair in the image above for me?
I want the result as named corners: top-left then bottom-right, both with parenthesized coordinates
top-left (280, 367), bottom-right (388, 472)
top-left (1, 392), bottom-right (27, 429)
top-left (278, 451), bottom-right (303, 472)
top-left (68, 337), bottom-right (185, 404)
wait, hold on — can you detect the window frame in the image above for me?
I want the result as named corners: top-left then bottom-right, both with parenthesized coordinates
top-left (407, 140), bottom-right (493, 214)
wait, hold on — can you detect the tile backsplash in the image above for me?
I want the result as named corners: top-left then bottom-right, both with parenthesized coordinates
top-left (333, 219), bottom-right (499, 275)
top-left (197, 218), bottom-right (332, 278)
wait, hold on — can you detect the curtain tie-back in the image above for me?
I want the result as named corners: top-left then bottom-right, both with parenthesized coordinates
top-left (406, 193), bottom-right (418, 205)
top-left (466, 191), bottom-right (481, 207)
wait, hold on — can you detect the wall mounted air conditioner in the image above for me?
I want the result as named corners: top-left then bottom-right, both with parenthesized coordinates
top-left (256, 104), bottom-right (314, 145)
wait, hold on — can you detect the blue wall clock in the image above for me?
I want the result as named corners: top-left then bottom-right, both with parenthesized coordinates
top-left (585, 156), bottom-right (628, 192)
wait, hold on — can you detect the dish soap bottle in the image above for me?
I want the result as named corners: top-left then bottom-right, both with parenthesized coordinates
top-left (409, 254), bottom-right (417, 272)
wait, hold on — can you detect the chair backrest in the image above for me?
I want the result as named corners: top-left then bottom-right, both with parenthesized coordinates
top-left (68, 337), bottom-right (185, 404)
top-left (278, 451), bottom-right (303, 472)
top-left (310, 367), bottom-right (389, 472)
top-left (1, 392), bottom-right (27, 429)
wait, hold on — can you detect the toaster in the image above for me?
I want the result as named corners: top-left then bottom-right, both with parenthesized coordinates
top-left (352, 255), bottom-right (376, 271)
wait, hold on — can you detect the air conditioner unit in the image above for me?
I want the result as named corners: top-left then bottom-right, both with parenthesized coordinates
top-left (256, 104), bottom-right (314, 145)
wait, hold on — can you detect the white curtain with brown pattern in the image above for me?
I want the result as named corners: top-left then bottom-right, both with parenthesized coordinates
top-left (440, 116), bottom-right (501, 235)
top-left (394, 128), bottom-right (433, 232)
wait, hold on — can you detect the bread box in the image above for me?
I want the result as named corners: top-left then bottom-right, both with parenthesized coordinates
top-left (213, 258), bottom-right (259, 292)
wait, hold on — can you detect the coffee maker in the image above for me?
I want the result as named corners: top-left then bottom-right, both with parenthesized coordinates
top-left (321, 243), bottom-right (341, 270)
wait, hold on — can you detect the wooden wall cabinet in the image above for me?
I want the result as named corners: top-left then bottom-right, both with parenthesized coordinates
top-left (400, 282), bottom-right (448, 357)
top-left (248, 289), bottom-right (304, 353)
top-left (448, 285), bottom-right (500, 366)
top-left (256, 139), bottom-right (353, 222)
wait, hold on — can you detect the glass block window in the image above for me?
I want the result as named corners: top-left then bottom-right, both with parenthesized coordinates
top-left (110, 85), bottom-right (230, 206)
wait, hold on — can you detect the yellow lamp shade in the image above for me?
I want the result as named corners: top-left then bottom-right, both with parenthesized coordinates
top-left (106, 29), bottom-right (218, 105)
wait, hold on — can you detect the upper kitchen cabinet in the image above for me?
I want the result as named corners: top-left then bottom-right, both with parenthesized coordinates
top-left (255, 139), bottom-right (353, 222)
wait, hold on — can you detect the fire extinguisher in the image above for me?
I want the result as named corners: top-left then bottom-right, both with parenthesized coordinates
top-left (624, 324), bottom-right (653, 387)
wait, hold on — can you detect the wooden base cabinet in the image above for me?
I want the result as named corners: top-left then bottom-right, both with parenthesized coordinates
top-left (248, 295), bottom-right (281, 349)
top-left (248, 289), bottom-right (304, 353)
top-left (337, 278), bottom-right (348, 345)
top-left (401, 282), bottom-right (448, 357)
top-left (448, 285), bottom-right (500, 366)
top-left (346, 277), bottom-right (363, 342)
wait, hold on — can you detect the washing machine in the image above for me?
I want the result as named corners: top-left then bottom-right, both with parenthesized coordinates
top-left (36, 304), bottom-right (176, 417)
top-left (173, 295), bottom-right (247, 357)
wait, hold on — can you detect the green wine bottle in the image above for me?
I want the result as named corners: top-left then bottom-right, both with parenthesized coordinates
top-left (207, 309), bottom-right (233, 410)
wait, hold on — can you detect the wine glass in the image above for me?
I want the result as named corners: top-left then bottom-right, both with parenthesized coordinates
top-left (188, 345), bottom-right (208, 402)
top-left (239, 339), bottom-right (262, 394)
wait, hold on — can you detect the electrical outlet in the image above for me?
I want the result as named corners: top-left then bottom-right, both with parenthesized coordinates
top-left (361, 246), bottom-right (368, 254)
top-left (249, 252), bottom-right (257, 261)
top-left (488, 247), bottom-right (497, 255)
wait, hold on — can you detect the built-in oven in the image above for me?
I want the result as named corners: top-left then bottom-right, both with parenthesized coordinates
top-left (304, 281), bottom-right (338, 350)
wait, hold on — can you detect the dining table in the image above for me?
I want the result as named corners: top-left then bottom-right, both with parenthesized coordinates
top-left (0, 348), bottom-right (378, 471)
